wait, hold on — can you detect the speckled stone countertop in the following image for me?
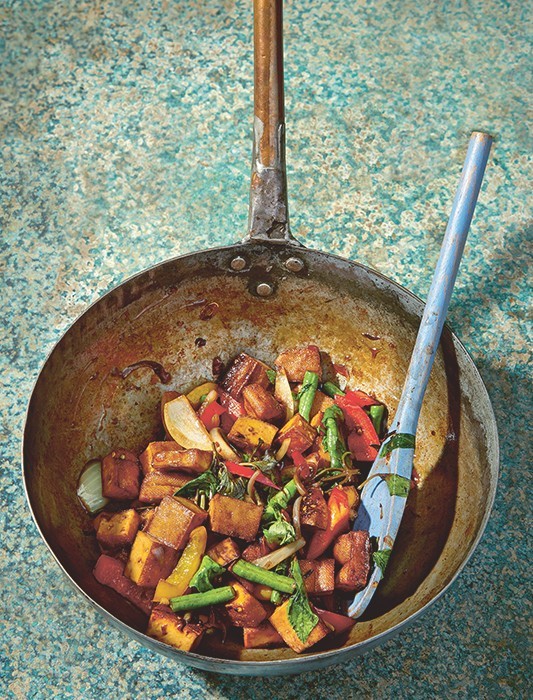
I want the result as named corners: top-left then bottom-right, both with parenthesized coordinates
top-left (1, 0), bottom-right (530, 697)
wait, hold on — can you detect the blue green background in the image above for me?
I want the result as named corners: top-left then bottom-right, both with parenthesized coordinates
top-left (1, 0), bottom-right (530, 697)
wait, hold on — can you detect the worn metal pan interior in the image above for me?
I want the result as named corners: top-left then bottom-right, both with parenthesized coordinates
top-left (23, 239), bottom-right (499, 675)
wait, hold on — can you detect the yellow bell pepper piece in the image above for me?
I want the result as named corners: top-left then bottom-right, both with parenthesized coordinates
top-left (162, 525), bottom-right (207, 593)
top-left (186, 382), bottom-right (218, 409)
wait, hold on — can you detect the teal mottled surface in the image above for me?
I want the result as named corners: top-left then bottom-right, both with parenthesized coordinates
top-left (1, 0), bottom-right (530, 697)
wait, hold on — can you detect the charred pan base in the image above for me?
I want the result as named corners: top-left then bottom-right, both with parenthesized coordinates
top-left (23, 241), bottom-right (498, 675)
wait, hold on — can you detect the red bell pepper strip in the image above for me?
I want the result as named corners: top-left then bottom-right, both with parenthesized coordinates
top-left (314, 607), bottom-right (356, 635)
top-left (336, 399), bottom-right (380, 451)
top-left (348, 430), bottom-right (378, 462)
top-left (335, 389), bottom-right (379, 411)
top-left (198, 400), bottom-right (226, 430)
top-left (224, 461), bottom-right (281, 490)
top-left (306, 486), bottom-right (350, 559)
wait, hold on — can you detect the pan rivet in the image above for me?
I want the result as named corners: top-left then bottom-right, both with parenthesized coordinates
top-left (285, 257), bottom-right (304, 272)
top-left (230, 256), bottom-right (246, 271)
top-left (256, 282), bottom-right (274, 297)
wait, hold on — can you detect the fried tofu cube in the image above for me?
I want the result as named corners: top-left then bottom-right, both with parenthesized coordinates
top-left (153, 447), bottom-right (212, 474)
top-left (221, 352), bottom-right (271, 399)
top-left (275, 345), bottom-right (322, 383)
top-left (300, 487), bottom-right (329, 530)
top-left (208, 494), bottom-right (263, 542)
top-left (227, 416), bottom-right (278, 452)
top-left (277, 414), bottom-right (316, 455)
top-left (140, 507), bottom-right (156, 530)
top-left (146, 496), bottom-right (207, 550)
top-left (243, 621), bottom-right (284, 648)
top-left (139, 441), bottom-right (179, 474)
top-left (241, 537), bottom-right (271, 562)
top-left (309, 390), bottom-right (335, 427)
top-left (101, 449), bottom-right (141, 499)
top-left (96, 509), bottom-right (141, 549)
top-left (242, 384), bottom-right (285, 423)
top-left (310, 390), bottom-right (335, 417)
top-left (138, 471), bottom-right (193, 504)
top-left (333, 530), bottom-right (371, 592)
top-left (299, 559), bottom-right (335, 595)
top-left (147, 605), bottom-right (204, 651)
top-left (124, 531), bottom-right (178, 587)
top-left (207, 538), bottom-right (241, 566)
top-left (140, 441), bottom-right (212, 475)
top-left (269, 599), bottom-right (329, 653)
top-left (224, 581), bottom-right (268, 627)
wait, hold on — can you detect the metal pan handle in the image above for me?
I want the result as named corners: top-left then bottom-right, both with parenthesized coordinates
top-left (246, 0), bottom-right (299, 244)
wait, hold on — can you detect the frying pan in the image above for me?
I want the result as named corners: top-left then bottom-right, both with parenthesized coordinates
top-left (23, 0), bottom-right (498, 676)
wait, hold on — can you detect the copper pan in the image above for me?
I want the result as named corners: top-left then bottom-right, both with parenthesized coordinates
top-left (22, 0), bottom-right (498, 676)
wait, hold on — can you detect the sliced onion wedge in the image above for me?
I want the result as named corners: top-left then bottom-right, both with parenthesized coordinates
top-left (274, 367), bottom-right (295, 423)
top-left (163, 395), bottom-right (214, 451)
top-left (77, 459), bottom-right (109, 514)
top-left (210, 427), bottom-right (239, 461)
top-left (275, 438), bottom-right (291, 461)
top-left (252, 537), bottom-right (306, 570)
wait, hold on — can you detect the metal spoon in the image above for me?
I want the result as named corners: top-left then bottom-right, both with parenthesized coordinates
top-left (348, 130), bottom-right (493, 618)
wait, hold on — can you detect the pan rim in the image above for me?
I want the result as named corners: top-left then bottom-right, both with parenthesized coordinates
top-left (21, 240), bottom-right (499, 672)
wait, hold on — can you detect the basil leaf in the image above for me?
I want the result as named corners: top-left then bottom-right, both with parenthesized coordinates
top-left (189, 556), bottom-right (225, 592)
top-left (322, 404), bottom-right (343, 423)
top-left (384, 474), bottom-right (411, 497)
top-left (266, 369), bottom-right (277, 384)
top-left (373, 548), bottom-right (392, 574)
top-left (175, 471), bottom-right (217, 500)
top-left (379, 433), bottom-right (415, 457)
top-left (287, 559), bottom-right (319, 643)
top-left (263, 516), bottom-right (296, 547)
top-left (216, 465), bottom-right (246, 500)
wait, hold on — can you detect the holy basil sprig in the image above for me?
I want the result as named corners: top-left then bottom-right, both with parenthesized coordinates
top-left (262, 479), bottom-right (298, 546)
top-left (175, 464), bottom-right (247, 506)
top-left (175, 471), bottom-right (217, 501)
top-left (287, 558), bottom-right (319, 643)
top-left (189, 555), bottom-right (226, 592)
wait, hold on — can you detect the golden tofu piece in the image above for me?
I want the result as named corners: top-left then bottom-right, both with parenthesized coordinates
top-left (146, 496), bottom-right (207, 550)
top-left (224, 581), bottom-right (268, 627)
top-left (125, 531), bottom-right (178, 588)
top-left (207, 537), bottom-right (241, 566)
top-left (275, 345), bottom-right (322, 383)
top-left (243, 621), bottom-right (284, 648)
top-left (309, 390), bottom-right (335, 421)
top-left (140, 441), bottom-right (180, 474)
top-left (242, 384), bottom-right (284, 423)
top-left (101, 449), bottom-right (141, 499)
top-left (221, 352), bottom-right (271, 399)
top-left (96, 509), bottom-right (141, 549)
top-left (227, 416), bottom-right (278, 452)
top-left (147, 605), bottom-right (204, 651)
top-left (140, 441), bottom-right (212, 475)
top-left (154, 448), bottom-right (213, 474)
top-left (300, 487), bottom-right (329, 530)
top-left (277, 414), bottom-right (316, 455)
top-left (299, 559), bottom-right (335, 595)
top-left (138, 471), bottom-right (193, 504)
top-left (208, 494), bottom-right (263, 542)
top-left (333, 531), bottom-right (371, 592)
top-left (269, 599), bottom-right (329, 653)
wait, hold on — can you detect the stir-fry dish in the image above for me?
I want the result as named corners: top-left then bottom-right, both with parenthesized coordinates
top-left (80, 345), bottom-right (391, 654)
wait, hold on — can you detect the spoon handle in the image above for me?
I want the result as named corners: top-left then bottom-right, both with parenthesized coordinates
top-left (393, 131), bottom-right (493, 435)
top-left (348, 132), bottom-right (492, 619)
